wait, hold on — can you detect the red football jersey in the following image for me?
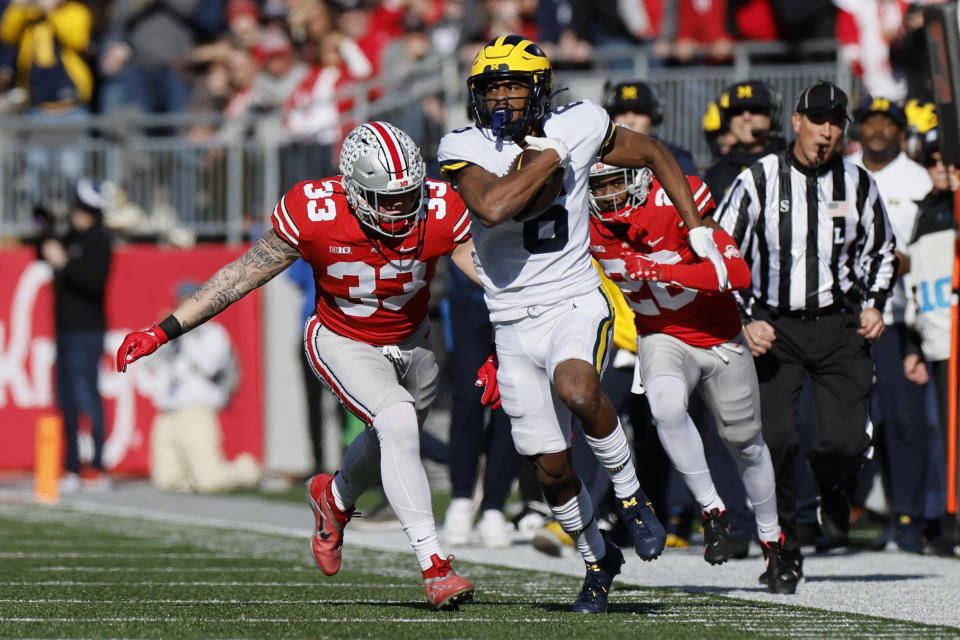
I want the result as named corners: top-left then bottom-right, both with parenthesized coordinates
top-left (272, 177), bottom-right (470, 346)
top-left (589, 175), bottom-right (745, 347)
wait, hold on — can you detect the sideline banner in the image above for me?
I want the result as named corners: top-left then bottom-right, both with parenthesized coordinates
top-left (0, 245), bottom-right (263, 473)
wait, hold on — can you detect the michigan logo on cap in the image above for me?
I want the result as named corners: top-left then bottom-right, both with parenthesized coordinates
top-left (736, 85), bottom-right (753, 99)
top-left (870, 97), bottom-right (891, 112)
top-left (621, 85), bottom-right (638, 100)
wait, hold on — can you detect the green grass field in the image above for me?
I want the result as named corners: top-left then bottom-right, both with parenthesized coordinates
top-left (0, 501), bottom-right (955, 639)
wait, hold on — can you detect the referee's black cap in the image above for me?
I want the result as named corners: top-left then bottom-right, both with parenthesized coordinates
top-left (853, 96), bottom-right (907, 128)
top-left (794, 82), bottom-right (851, 121)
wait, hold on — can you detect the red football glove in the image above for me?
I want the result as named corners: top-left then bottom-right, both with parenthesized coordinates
top-left (116, 324), bottom-right (169, 372)
top-left (623, 251), bottom-right (664, 282)
top-left (474, 353), bottom-right (501, 409)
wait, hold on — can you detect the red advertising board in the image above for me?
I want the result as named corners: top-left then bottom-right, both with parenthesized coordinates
top-left (0, 245), bottom-right (263, 473)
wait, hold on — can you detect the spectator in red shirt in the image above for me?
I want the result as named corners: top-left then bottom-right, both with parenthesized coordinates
top-left (334, 0), bottom-right (407, 74)
top-left (673, 0), bottom-right (733, 63)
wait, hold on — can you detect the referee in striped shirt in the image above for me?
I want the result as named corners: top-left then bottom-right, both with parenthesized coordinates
top-left (714, 82), bottom-right (896, 581)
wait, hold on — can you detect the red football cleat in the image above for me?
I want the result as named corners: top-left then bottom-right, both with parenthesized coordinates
top-left (306, 474), bottom-right (353, 576)
top-left (422, 554), bottom-right (474, 610)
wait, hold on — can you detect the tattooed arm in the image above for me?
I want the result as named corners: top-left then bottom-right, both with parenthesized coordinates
top-left (172, 230), bottom-right (301, 331)
top-left (117, 230), bottom-right (301, 372)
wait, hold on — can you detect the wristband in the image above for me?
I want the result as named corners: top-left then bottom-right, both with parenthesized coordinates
top-left (158, 315), bottom-right (184, 340)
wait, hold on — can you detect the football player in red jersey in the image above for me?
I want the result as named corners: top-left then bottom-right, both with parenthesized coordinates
top-left (586, 160), bottom-right (798, 595)
top-left (116, 121), bottom-right (476, 610)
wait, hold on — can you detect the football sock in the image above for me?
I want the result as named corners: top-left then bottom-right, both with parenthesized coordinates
top-left (333, 428), bottom-right (380, 511)
top-left (731, 433), bottom-right (781, 542)
top-left (406, 518), bottom-right (443, 570)
top-left (551, 483), bottom-right (605, 562)
top-left (646, 375), bottom-right (725, 512)
top-left (584, 422), bottom-right (641, 498)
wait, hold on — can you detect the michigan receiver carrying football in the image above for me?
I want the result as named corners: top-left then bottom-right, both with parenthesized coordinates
top-left (438, 35), bottom-right (728, 613)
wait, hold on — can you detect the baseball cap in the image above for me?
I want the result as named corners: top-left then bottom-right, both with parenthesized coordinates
top-left (721, 80), bottom-right (773, 115)
top-left (794, 81), bottom-right (851, 120)
top-left (226, 0), bottom-right (260, 24)
top-left (75, 178), bottom-right (105, 216)
top-left (252, 27), bottom-right (293, 60)
top-left (853, 96), bottom-right (907, 128)
top-left (603, 81), bottom-right (659, 117)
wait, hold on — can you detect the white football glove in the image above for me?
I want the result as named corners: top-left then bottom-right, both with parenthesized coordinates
top-left (688, 226), bottom-right (729, 291)
top-left (523, 135), bottom-right (571, 170)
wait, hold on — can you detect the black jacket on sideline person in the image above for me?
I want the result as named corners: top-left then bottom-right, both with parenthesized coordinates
top-left (54, 222), bottom-right (112, 334)
top-left (704, 137), bottom-right (786, 202)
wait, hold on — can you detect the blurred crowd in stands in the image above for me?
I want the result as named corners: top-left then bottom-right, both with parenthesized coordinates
top-left (0, 0), bottom-right (941, 146)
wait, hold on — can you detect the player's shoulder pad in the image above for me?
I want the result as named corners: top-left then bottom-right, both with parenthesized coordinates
top-left (438, 125), bottom-right (482, 164)
top-left (271, 177), bottom-right (345, 247)
top-left (438, 127), bottom-right (485, 181)
top-left (424, 178), bottom-right (471, 242)
top-left (686, 175), bottom-right (714, 217)
top-left (543, 99), bottom-right (609, 151)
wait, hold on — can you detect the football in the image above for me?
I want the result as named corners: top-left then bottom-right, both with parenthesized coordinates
top-left (509, 148), bottom-right (564, 221)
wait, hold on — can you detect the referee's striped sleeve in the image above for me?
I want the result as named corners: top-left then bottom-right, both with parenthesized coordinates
top-left (857, 175), bottom-right (897, 311)
top-left (714, 169), bottom-right (759, 250)
top-left (714, 169), bottom-right (761, 321)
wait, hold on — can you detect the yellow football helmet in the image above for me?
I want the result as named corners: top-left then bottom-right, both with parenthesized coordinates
top-left (905, 99), bottom-right (938, 134)
top-left (467, 34), bottom-right (553, 142)
top-left (904, 99), bottom-right (940, 162)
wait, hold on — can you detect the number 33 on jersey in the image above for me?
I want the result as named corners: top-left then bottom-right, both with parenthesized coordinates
top-left (272, 177), bottom-right (471, 346)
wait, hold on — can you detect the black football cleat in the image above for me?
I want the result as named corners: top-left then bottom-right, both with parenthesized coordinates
top-left (702, 508), bottom-right (732, 565)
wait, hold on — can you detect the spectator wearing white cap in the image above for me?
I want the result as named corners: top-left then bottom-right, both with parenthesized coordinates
top-left (847, 96), bottom-right (933, 553)
top-left (145, 281), bottom-right (260, 493)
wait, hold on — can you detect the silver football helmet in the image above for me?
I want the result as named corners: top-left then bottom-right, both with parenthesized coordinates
top-left (339, 121), bottom-right (426, 238)
top-left (587, 161), bottom-right (653, 223)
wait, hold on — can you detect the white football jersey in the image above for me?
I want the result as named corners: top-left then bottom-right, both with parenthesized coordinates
top-left (848, 150), bottom-right (932, 324)
top-left (439, 99), bottom-right (615, 319)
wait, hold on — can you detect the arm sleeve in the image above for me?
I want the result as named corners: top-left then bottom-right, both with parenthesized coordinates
top-left (339, 37), bottom-right (372, 80)
top-left (713, 169), bottom-right (761, 318)
top-left (618, 0), bottom-right (650, 37)
top-left (49, 3), bottom-right (91, 51)
top-left (713, 169), bottom-right (759, 249)
top-left (659, 229), bottom-right (751, 291)
top-left (570, 0), bottom-right (593, 40)
top-left (0, 5), bottom-right (39, 45)
top-left (857, 176), bottom-right (897, 311)
top-left (903, 327), bottom-right (923, 358)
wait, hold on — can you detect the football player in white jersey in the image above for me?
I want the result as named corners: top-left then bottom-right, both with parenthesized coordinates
top-left (116, 121), bottom-right (477, 611)
top-left (438, 34), bottom-right (728, 614)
